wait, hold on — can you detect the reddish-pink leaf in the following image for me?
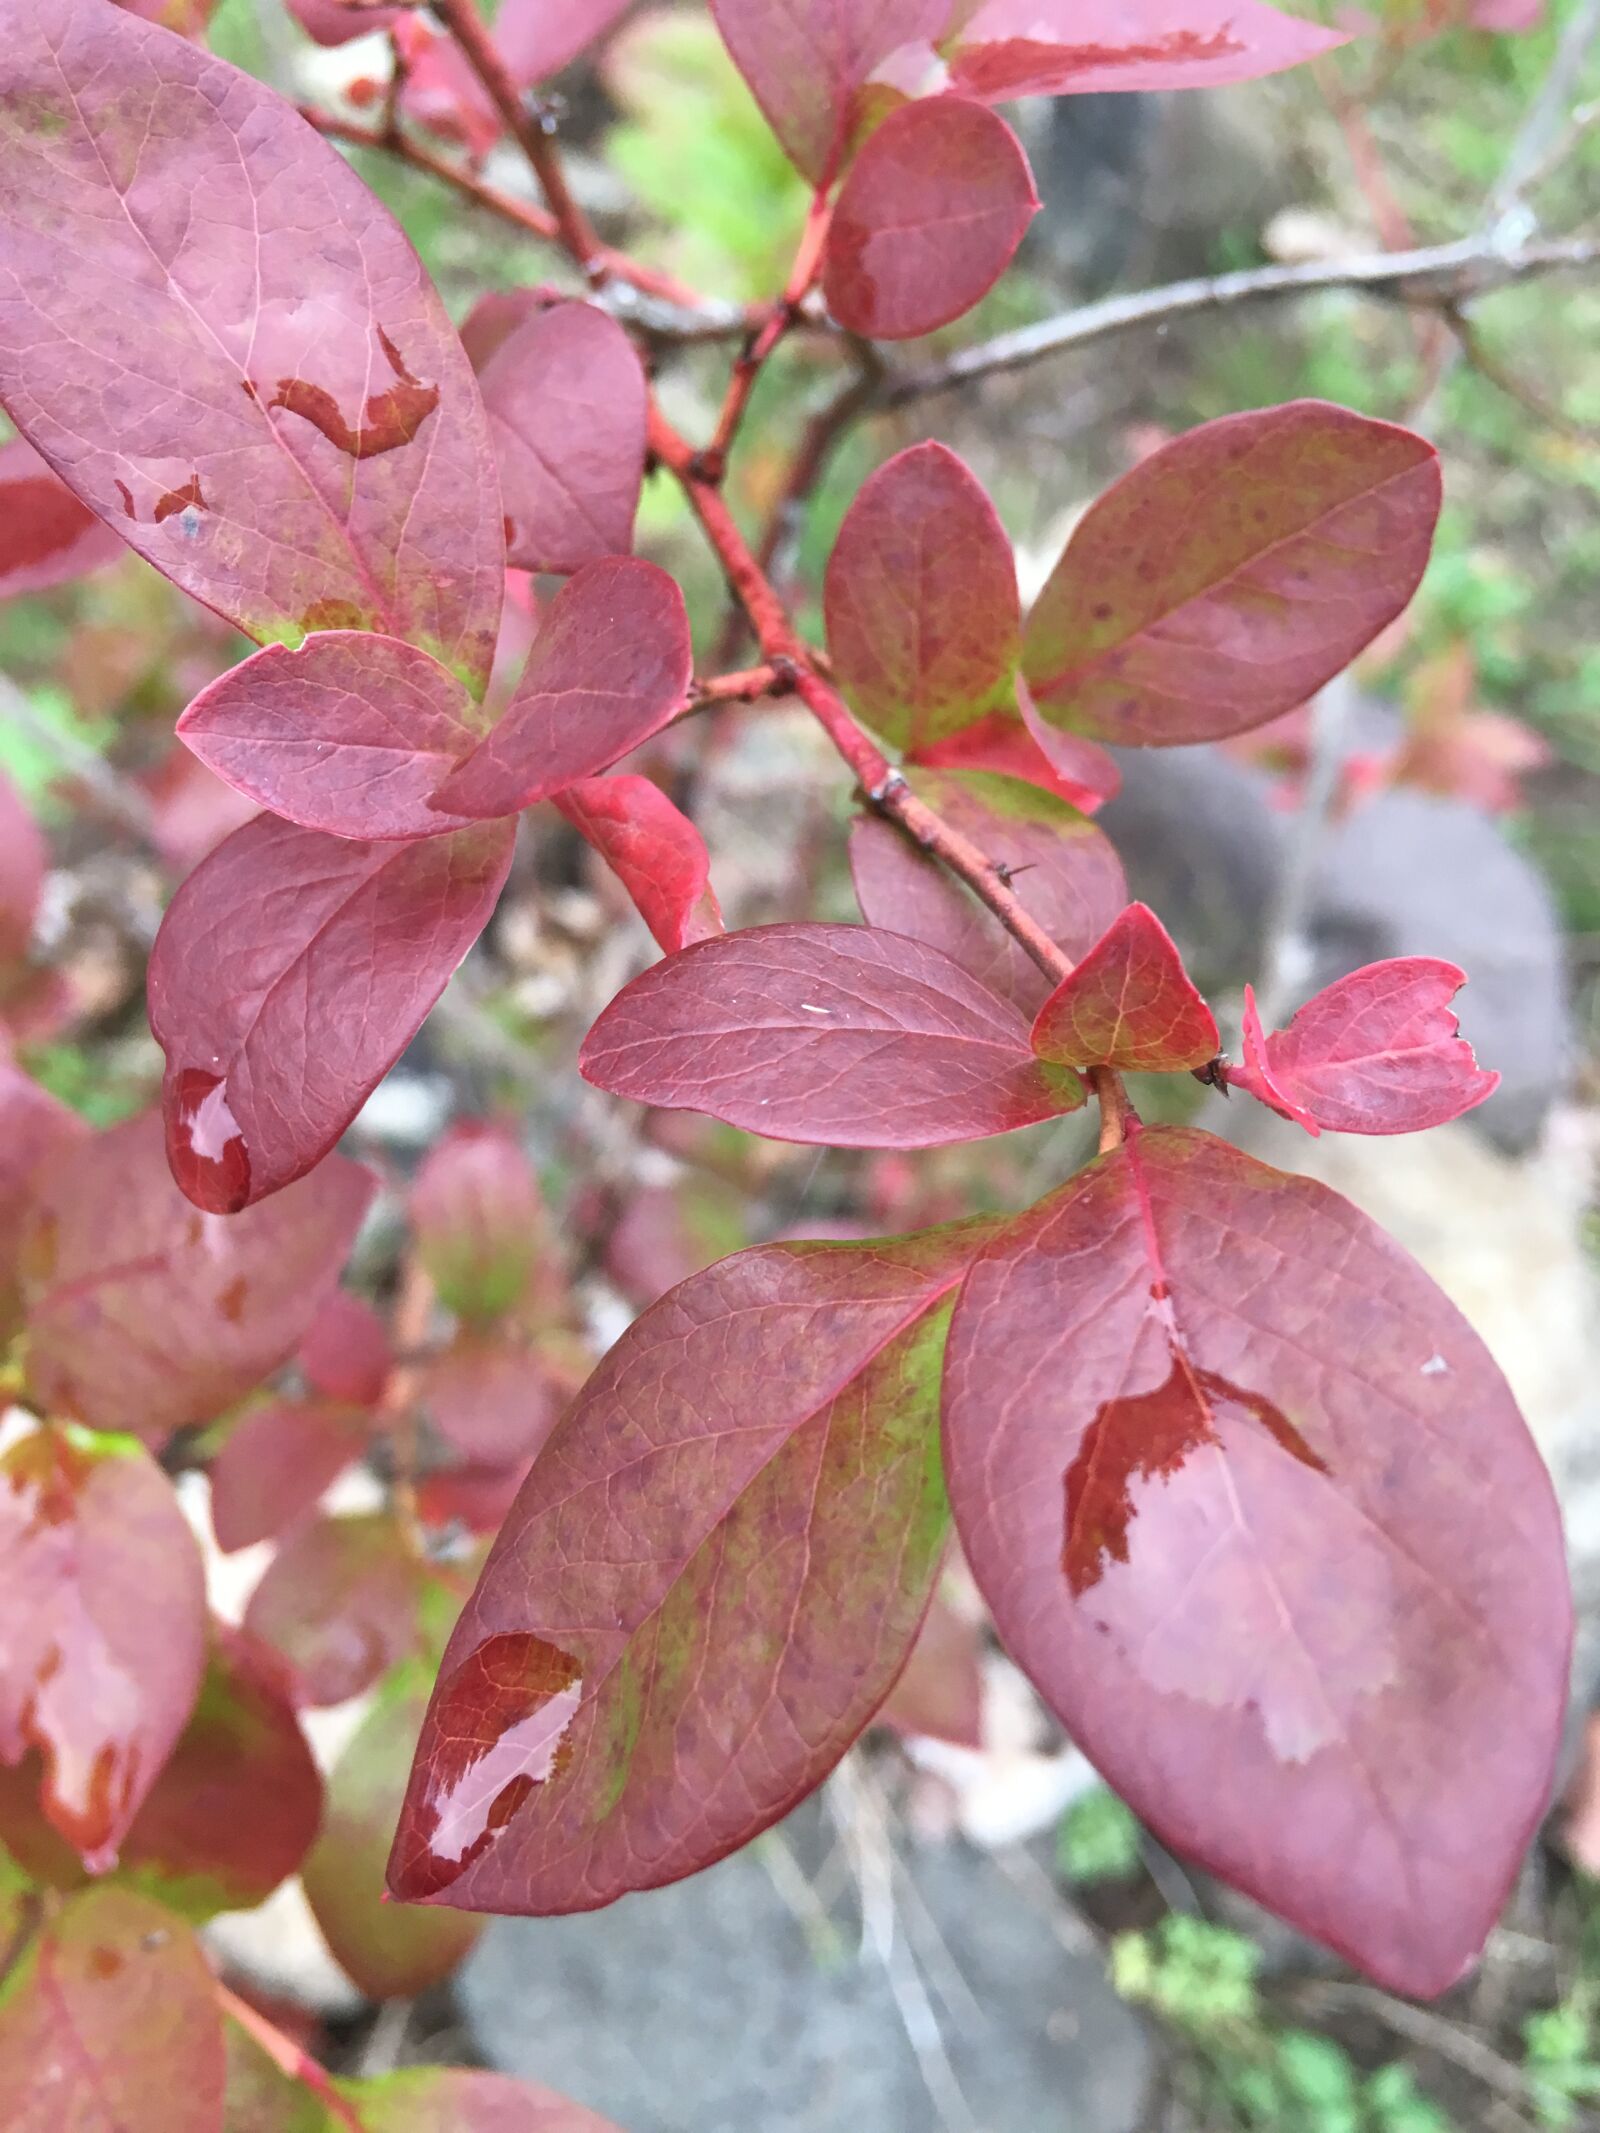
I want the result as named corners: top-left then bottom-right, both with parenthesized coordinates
top-left (944, 0), bottom-right (1343, 103)
top-left (340, 2067), bottom-right (621, 2132)
top-left (825, 100), bottom-right (1037, 339)
top-left (913, 697), bottom-right (1122, 814)
top-left (605, 1174), bottom-right (749, 1307)
top-left (409, 1120), bottom-right (545, 1320)
top-left (0, 436), bottom-right (124, 599)
top-left (0, 1887), bottom-right (225, 2133)
top-left (0, 1052), bottom-right (86, 1339)
top-left (850, 767), bottom-right (1126, 1015)
top-left (140, 749), bottom-right (260, 873)
top-left (494, 0), bottom-right (636, 82)
top-left (429, 561), bottom-right (692, 820)
top-left (458, 289), bottom-right (546, 374)
top-left (397, 0), bottom-right (636, 154)
top-left (479, 304), bottom-right (648, 576)
top-left (0, 0), bottom-right (504, 692)
top-left (0, 1427), bottom-right (206, 1870)
top-left (388, 1224), bottom-right (990, 1910)
top-left (148, 813), bottom-right (515, 1211)
top-left (0, 768), bottom-right (46, 970)
top-left (555, 774), bottom-right (724, 953)
top-left (876, 1594), bottom-right (984, 1748)
top-left (298, 1289), bottom-right (393, 1410)
top-left (419, 1461), bottom-right (535, 1537)
top-left (580, 922), bottom-right (1084, 1146)
top-left (943, 1125), bottom-right (1571, 1996)
top-left (287, 0), bottom-right (401, 45)
top-left (177, 634), bottom-right (489, 841)
top-left (825, 442), bottom-right (1019, 753)
top-left (1228, 959), bottom-right (1499, 1136)
top-left (20, 1110), bottom-right (374, 1441)
top-left (710, 0), bottom-right (945, 181)
top-left (244, 1512), bottom-right (436, 1708)
top-left (303, 1664), bottom-right (485, 2000)
top-left (1022, 402), bottom-right (1442, 745)
top-left (420, 1333), bottom-right (562, 1468)
top-left (1031, 903), bottom-right (1218, 1071)
top-left (209, 1400), bottom-right (371, 1554)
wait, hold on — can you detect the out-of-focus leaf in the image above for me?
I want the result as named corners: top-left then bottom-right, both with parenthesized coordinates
top-left (0, 437), bottom-right (124, 599)
top-left (409, 1119), bottom-right (544, 1322)
top-left (876, 1594), bottom-right (983, 1748)
top-left (338, 2066), bottom-right (621, 2131)
top-left (243, 1513), bottom-right (439, 1708)
top-left (0, 1050), bottom-right (86, 1339)
top-left (943, 0), bottom-right (1343, 102)
top-left (209, 1401), bottom-right (371, 1554)
top-left (0, 768), bottom-right (45, 971)
top-left (297, 1290), bottom-right (392, 1411)
top-left (419, 1333), bottom-right (561, 1468)
top-left (1031, 903), bottom-right (1218, 1071)
top-left (555, 775), bottom-right (723, 953)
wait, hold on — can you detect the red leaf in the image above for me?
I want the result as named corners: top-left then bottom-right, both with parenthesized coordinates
top-left (493, 0), bottom-right (636, 82)
top-left (1022, 402), bottom-right (1441, 745)
top-left (429, 560), bottom-right (693, 819)
top-left (148, 814), bottom-right (515, 1211)
top-left (0, 1052), bottom-right (85, 1340)
top-left (1031, 903), bottom-right (1218, 1071)
top-left (579, 922), bottom-right (1085, 1146)
top-left (176, 633), bottom-right (489, 841)
top-left (850, 767), bottom-right (1126, 1014)
top-left (0, 768), bottom-right (46, 970)
top-left (244, 1513), bottom-right (436, 1708)
top-left (340, 2067), bottom-right (621, 2131)
top-left (396, 0), bottom-right (636, 154)
top-left (480, 303), bottom-right (648, 575)
top-left (913, 696), bottom-right (1122, 815)
top-left (709, 0), bottom-right (946, 181)
top-left (388, 1224), bottom-right (991, 1910)
top-left (942, 1126), bottom-right (1571, 1995)
top-left (824, 100), bottom-right (1037, 339)
top-left (0, 1887), bottom-right (225, 2133)
top-left (298, 1289), bottom-right (393, 1410)
top-left (605, 1174), bottom-right (749, 1306)
top-left (877, 1594), bottom-right (984, 1748)
top-left (303, 1664), bottom-right (485, 1999)
top-left (944, 0), bottom-right (1343, 103)
top-left (555, 774), bottom-right (724, 953)
top-left (209, 1400), bottom-right (371, 1553)
top-left (287, 0), bottom-right (399, 40)
top-left (0, 436), bottom-right (124, 598)
top-left (409, 1119), bottom-right (545, 1320)
top-left (0, 1427), bottom-right (206, 1870)
top-left (825, 442), bottom-right (1019, 752)
top-left (20, 1110), bottom-right (373, 1443)
top-left (0, 0), bottom-right (504, 691)
top-left (420, 1333), bottom-right (562, 1467)
top-left (418, 1461), bottom-right (535, 1537)
top-left (1228, 959), bottom-right (1499, 1136)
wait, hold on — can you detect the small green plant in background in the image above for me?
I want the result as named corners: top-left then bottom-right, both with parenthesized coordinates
top-left (1057, 1783), bottom-right (1145, 1886)
top-left (1524, 1994), bottom-right (1600, 2128)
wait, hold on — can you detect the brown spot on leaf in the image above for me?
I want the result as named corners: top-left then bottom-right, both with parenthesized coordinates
top-left (153, 475), bottom-right (207, 524)
top-left (267, 328), bottom-right (440, 461)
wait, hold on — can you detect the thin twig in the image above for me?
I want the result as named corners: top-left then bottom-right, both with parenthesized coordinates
top-left (696, 191), bottom-right (834, 484)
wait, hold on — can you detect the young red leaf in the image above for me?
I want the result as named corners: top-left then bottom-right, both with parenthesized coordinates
top-left (409, 1119), bottom-right (545, 1320)
top-left (0, 767), bottom-right (46, 970)
top-left (850, 768), bottom-right (1126, 1015)
top-left (209, 1399), bottom-right (371, 1553)
top-left (912, 697), bottom-right (1122, 815)
top-left (0, 435), bottom-right (124, 598)
top-left (303, 1664), bottom-right (485, 1999)
top-left (0, 0), bottom-right (504, 691)
top-left (244, 1512), bottom-right (437, 1708)
top-left (1022, 402), bottom-right (1441, 745)
top-left (388, 1224), bottom-right (991, 1911)
top-left (0, 1887), bottom-right (225, 2133)
top-left (942, 1126), bottom-right (1571, 1996)
top-left (0, 1427), bottom-right (206, 1871)
top-left (825, 442), bottom-right (1019, 752)
top-left (176, 634), bottom-right (489, 841)
top-left (1031, 903), bottom-right (1218, 1071)
top-left (1228, 960), bottom-right (1500, 1137)
top-left (298, 1289), bottom-right (393, 1410)
top-left (479, 303), bottom-right (648, 575)
top-left (555, 774), bottom-right (724, 953)
top-left (20, 1110), bottom-right (374, 1441)
top-left (876, 1594), bottom-right (984, 1748)
top-left (419, 1333), bottom-right (562, 1467)
top-left (339, 2067), bottom-right (621, 2132)
top-left (0, 1051), bottom-right (85, 1339)
top-left (579, 922), bottom-right (1085, 1146)
top-left (148, 813), bottom-right (515, 1211)
top-left (429, 560), bottom-right (693, 820)
top-left (944, 0), bottom-right (1343, 103)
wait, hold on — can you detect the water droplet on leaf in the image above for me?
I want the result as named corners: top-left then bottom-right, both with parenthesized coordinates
top-left (166, 1068), bottom-right (251, 1213)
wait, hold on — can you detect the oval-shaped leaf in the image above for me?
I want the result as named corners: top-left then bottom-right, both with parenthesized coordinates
top-left (409, 1119), bottom-right (545, 1321)
top-left (1022, 402), bottom-right (1441, 745)
top-left (244, 1513), bottom-right (438, 1708)
top-left (0, 0), bottom-right (504, 689)
top-left (388, 1224), bottom-right (991, 1910)
top-left (0, 436), bottom-right (124, 599)
top-left (580, 922), bottom-right (1085, 1146)
top-left (148, 813), bottom-right (515, 1211)
top-left (419, 1333), bottom-right (561, 1467)
top-left (555, 775), bottom-right (724, 953)
top-left (943, 1125), bottom-right (1571, 1996)
top-left (0, 1051), bottom-right (85, 1340)
top-left (298, 1289), bottom-right (393, 1410)
top-left (945, 0), bottom-right (1343, 103)
top-left (912, 696), bottom-right (1122, 814)
top-left (825, 100), bottom-right (1037, 339)
top-left (1031, 903), bottom-right (1218, 1071)
top-left (20, 1110), bottom-right (374, 1440)
top-left (480, 304), bottom-right (648, 576)
top-left (209, 1400), bottom-right (371, 1554)
top-left (339, 2067), bottom-right (621, 2132)
top-left (826, 442), bottom-right (1019, 753)
top-left (288, 0), bottom-right (401, 44)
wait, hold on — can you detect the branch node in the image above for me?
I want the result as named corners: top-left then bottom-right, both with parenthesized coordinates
top-left (868, 768), bottom-right (909, 807)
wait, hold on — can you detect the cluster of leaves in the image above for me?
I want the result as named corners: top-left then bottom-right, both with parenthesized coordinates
top-left (0, 0), bottom-right (1578, 2121)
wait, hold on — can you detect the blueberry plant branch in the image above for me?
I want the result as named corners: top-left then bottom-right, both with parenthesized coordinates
top-left (695, 191), bottom-right (835, 484)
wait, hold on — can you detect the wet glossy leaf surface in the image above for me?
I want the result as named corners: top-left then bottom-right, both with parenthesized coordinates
top-left (480, 304), bottom-right (648, 575)
top-left (149, 813), bottom-right (514, 1210)
top-left (209, 1399), bottom-right (371, 1553)
top-left (825, 442), bottom-right (1019, 753)
top-left (0, 1887), bottom-right (225, 2133)
top-left (0, 435), bottom-right (124, 598)
top-left (943, 1126), bottom-right (1572, 1995)
top-left (20, 1110), bottom-right (374, 1440)
top-left (409, 1120), bottom-right (544, 1321)
top-left (824, 100), bottom-right (1037, 339)
top-left (244, 1513), bottom-right (437, 1708)
top-left (390, 1226), bottom-right (991, 1910)
top-left (0, 0), bottom-right (504, 688)
top-left (0, 1428), bottom-right (205, 1869)
top-left (555, 774), bottom-right (724, 953)
top-left (1228, 958), bottom-right (1500, 1136)
top-left (1031, 903), bottom-right (1218, 1070)
top-left (944, 0), bottom-right (1343, 102)
top-left (1022, 402), bottom-right (1441, 744)
top-left (580, 922), bottom-right (1085, 1146)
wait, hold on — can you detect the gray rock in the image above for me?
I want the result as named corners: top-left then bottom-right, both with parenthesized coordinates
top-left (458, 1798), bottom-right (1153, 2133)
